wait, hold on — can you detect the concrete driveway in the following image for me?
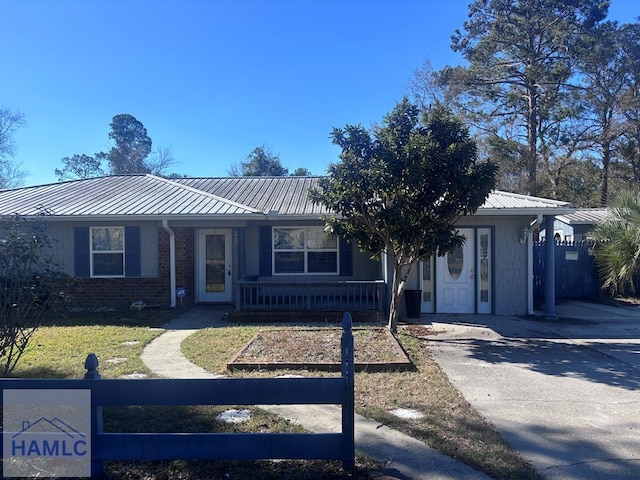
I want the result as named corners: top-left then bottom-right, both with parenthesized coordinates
top-left (420, 301), bottom-right (640, 479)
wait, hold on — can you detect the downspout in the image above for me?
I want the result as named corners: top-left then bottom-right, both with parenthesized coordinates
top-left (162, 220), bottom-right (177, 308)
top-left (527, 215), bottom-right (543, 316)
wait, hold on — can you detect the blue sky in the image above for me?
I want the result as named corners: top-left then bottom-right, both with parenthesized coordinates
top-left (1, 0), bottom-right (637, 186)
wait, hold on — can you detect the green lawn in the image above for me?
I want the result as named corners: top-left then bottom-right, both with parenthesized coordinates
top-left (14, 325), bottom-right (162, 379)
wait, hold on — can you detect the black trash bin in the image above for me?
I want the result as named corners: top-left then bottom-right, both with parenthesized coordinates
top-left (404, 290), bottom-right (422, 318)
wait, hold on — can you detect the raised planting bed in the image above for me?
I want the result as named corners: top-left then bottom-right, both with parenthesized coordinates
top-left (227, 327), bottom-right (414, 372)
top-left (227, 310), bottom-right (383, 323)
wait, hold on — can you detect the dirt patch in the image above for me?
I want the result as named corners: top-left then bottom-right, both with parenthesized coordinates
top-left (227, 328), bottom-right (413, 372)
top-left (402, 323), bottom-right (446, 338)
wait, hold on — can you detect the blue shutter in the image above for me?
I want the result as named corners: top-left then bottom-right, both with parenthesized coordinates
top-left (339, 236), bottom-right (353, 277)
top-left (237, 228), bottom-right (247, 279)
top-left (125, 226), bottom-right (141, 277)
top-left (74, 227), bottom-right (90, 277)
top-left (259, 226), bottom-right (273, 277)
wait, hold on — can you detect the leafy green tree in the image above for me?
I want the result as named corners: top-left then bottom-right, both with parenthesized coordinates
top-left (104, 113), bottom-right (153, 174)
top-left (447, 0), bottom-right (608, 196)
top-left (291, 167), bottom-right (312, 176)
top-left (310, 99), bottom-right (497, 332)
top-left (0, 107), bottom-right (27, 189)
top-left (577, 21), bottom-right (630, 205)
top-left (229, 145), bottom-right (288, 176)
top-left (591, 190), bottom-right (640, 296)
top-left (617, 21), bottom-right (640, 185)
top-left (54, 153), bottom-right (105, 181)
top-left (55, 114), bottom-right (180, 180)
top-left (0, 213), bottom-right (68, 375)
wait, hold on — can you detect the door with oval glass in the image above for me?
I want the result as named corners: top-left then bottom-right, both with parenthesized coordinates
top-left (198, 229), bottom-right (232, 303)
top-left (436, 228), bottom-right (475, 313)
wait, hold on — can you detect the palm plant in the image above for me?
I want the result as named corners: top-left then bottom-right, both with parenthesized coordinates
top-left (591, 191), bottom-right (640, 296)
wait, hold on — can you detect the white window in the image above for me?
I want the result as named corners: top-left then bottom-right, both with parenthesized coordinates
top-left (90, 227), bottom-right (125, 277)
top-left (273, 226), bottom-right (338, 274)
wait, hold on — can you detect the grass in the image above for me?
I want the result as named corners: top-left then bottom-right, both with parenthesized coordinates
top-left (102, 404), bottom-right (379, 479)
top-left (183, 322), bottom-right (543, 480)
top-left (12, 308), bottom-right (179, 378)
top-left (5, 309), bottom-right (379, 479)
top-left (14, 325), bottom-right (162, 378)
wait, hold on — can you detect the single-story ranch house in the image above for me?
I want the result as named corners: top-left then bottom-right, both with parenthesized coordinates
top-left (0, 175), bottom-right (572, 317)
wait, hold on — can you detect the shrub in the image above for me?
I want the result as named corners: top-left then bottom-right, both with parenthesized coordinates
top-left (0, 213), bottom-right (68, 376)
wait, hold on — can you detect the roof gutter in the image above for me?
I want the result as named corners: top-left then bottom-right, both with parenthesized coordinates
top-left (162, 220), bottom-right (177, 308)
top-left (474, 207), bottom-right (574, 216)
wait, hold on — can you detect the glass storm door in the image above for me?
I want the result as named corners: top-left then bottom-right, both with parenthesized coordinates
top-left (436, 228), bottom-right (475, 313)
top-left (198, 229), bottom-right (232, 302)
top-left (477, 228), bottom-right (492, 314)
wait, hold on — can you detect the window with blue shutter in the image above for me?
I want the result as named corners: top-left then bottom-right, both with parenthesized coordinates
top-left (74, 226), bottom-right (141, 278)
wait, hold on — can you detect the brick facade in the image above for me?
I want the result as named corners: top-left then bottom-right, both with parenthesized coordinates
top-left (66, 227), bottom-right (195, 309)
top-left (173, 227), bottom-right (195, 308)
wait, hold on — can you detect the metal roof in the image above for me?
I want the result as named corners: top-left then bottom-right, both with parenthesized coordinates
top-left (0, 175), bottom-right (263, 219)
top-left (0, 175), bottom-right (572, 219)
top-left (556, 208), bottom-right (610, 225)
top-left (476, 190), bottom-right (572, 215)
top-left (175, 176), bottom-right (329, 215)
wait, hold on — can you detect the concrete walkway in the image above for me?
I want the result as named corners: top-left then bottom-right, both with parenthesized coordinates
top-left (141, 307), bottom-right (490, 480)
top-left (420, 301), bottom-right (640, 480)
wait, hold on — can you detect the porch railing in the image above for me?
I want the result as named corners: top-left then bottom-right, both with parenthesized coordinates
top-left (236, 280), bottom-right (385, 312)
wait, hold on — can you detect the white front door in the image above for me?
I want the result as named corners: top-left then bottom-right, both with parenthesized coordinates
top-left (198, 229), bottom-right (232, 302)
top-left (436, 228), bottom-right (475, 313)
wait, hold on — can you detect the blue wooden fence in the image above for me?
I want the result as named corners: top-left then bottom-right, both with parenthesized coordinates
top-left (1, 312), bottom-right (356, 477)
top-left (533, 241), bottom-right (600, 300)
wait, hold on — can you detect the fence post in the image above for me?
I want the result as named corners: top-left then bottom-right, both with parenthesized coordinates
top-left (341, 312), bottom-right (355, 470)
top-left (84, 353), bottom-right (104, 479)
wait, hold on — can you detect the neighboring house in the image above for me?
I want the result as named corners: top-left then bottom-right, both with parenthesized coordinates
top-left (0, 175), bottom-right (572, 317)
top-left (539, 209), bottom-right (610, 243)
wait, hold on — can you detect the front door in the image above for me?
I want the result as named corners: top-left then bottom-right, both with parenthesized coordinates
top-left (198, 229), bottom-right (232, 302)
top-left (436, 228), bottom-right (475, 313)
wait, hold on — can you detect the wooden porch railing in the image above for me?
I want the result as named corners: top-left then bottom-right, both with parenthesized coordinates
top-left (235, 280), bottom-right (385, 312)
top-left (0, 313), bottom-right (356, 478)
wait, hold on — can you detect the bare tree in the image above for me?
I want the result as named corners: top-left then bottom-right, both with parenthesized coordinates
top-left (148, 144), bottom-right (180, 177)
top-left (0, 107), bottom-right (27, 189)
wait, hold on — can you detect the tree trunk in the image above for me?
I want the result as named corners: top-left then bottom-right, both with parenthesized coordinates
top-left (527, 83), bottom-right (539, 195)
top-left (387, 259), bottom-right (412, 334)
top-left (601, 141), bottom-right (611, 206)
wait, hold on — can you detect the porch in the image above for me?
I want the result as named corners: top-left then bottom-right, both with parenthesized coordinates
top-left (235, 280), bottom-right (386, 312)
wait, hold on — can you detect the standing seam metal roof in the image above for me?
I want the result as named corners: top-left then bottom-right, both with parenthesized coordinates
top-left (0, 175), bottom-right (572, 218)
top-left (0, 175), bottom-right (263, 217)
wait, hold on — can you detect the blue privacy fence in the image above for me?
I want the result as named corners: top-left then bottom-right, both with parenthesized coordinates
top-left (533, 241), bottom-right (600, 300)
top-left (1, 312), bottom-right (356, 477)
